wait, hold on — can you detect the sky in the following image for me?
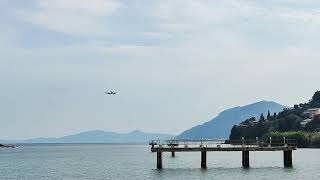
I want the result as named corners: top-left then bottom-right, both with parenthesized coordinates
top-left (1, 0), bottom-right (320, 139)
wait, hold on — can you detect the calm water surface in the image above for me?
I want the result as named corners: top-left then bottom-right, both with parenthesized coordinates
top-left (0, 144), bottom-right (319, 180)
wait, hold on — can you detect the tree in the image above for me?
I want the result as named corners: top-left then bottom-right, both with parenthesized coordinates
top-left (229, 125), bottom-right (242, 140)
top-left (243, 117), bottom-right (256, 124)
top-left (267, 110), bottom-right (271, 119)
top-left (311, 91), bottom-right (320, 108)
top-left (277, 114), bottom-right (302, 132)
top-left (259, 113), bottom-right (265, 121)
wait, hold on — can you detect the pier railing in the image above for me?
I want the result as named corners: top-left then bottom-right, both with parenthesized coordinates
top-left (149, 138), bottom-right (297, 148)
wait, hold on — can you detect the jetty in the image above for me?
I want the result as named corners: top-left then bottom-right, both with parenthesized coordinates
top-left (149, 138), bottom-right (297, 169)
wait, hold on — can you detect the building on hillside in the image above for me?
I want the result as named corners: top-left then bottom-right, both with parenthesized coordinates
top-left (303, 108), bottom-right (320, 119)
top-left (301, 119), bottom-right (312, 127)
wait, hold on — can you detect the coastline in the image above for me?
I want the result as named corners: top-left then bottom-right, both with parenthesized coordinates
top-left (0, 144), bottom-right (15, 148)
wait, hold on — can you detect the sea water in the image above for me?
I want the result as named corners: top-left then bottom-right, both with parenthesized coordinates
top-left (0, 144), bottom-right (319, 180)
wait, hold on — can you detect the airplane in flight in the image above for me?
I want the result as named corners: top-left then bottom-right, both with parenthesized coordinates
top-left (105, 91), bottom-right (117, 95)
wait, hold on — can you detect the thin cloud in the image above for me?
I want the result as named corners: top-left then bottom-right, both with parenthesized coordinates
top-left (1, 1), bottom-right (320, 138)
top-left (35, 0), bottom-right (121, 16)
top-left (19, 0), bottom-right (122, 36)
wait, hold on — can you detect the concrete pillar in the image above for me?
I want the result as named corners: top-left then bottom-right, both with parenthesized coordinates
top-left (242, 151), bottom-right (249, 168)
top-left (201, 151), bottom-right (207, 168)
top-left (171, 151), bottom-right (175, 157)
top-left (157, 151), bottom-right (162, 169)
top-left (283, 150), bottom-right (292, 167)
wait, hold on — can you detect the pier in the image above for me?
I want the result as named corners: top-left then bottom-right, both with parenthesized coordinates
top-left (149, 138), bottom-right (297, 169)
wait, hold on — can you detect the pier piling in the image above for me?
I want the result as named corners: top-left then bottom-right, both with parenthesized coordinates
top-left (157, 151), bottom-right (162, 169)
top-left (242, 151), bottom-right (249, 168)
top-left (201, 151), bottom-right (207, 168)
top-left (171, 151), bottom-right (175, 157)
top-left (283, 150), bottom-right (292, 167)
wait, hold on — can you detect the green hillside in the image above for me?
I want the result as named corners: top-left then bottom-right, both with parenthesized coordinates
top-left (229, 91), bottom-right (320, 147)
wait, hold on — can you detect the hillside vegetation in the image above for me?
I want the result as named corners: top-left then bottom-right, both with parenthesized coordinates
top-left (230, 91), bottom-right (320, 147)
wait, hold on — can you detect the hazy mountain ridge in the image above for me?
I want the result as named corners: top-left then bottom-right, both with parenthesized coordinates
top-left (0, 130), bottom-right (174, 144)
top-left (1, 101), bottom-right (285, 143)
top-left (177, 101), bottom-right (285, 139)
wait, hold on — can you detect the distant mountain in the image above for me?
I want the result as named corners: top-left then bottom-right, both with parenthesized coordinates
top-left (177, 101), bottom-right (285, 139)
top-left (0, 130), bottom-right (174, 144)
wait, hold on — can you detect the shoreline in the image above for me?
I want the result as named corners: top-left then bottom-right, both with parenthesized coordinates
top-left (0, 144), bottom-right (16, 148)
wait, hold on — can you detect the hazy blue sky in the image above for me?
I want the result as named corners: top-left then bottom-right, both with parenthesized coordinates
top-left (1, 0), bottom-right (320, 139)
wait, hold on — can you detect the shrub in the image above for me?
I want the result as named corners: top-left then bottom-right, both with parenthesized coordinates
top-left (265, 131), bottom-right (309, 147)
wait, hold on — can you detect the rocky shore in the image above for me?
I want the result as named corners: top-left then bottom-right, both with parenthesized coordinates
top-left (0, 144), bottom-right (15, 148)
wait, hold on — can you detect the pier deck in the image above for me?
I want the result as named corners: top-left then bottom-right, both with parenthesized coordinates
top-left (151, 146), bottom-right (296, 152)
top-left (149, 139), bottom-right (297, 169)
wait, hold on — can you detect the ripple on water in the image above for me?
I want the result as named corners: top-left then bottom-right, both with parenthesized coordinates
top-left (0, 145), bottom-right (319, 180)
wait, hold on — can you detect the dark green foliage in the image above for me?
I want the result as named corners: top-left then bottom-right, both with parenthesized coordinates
top-left (276, 114), bottom-right (302, 132)
top-left (264, 131), bottom-right (320, 148)
top-left (266, 131), bottom-right (308, 148)
top-left (311, 91), bottom-right (320, 108)
top-left (311, 134), bottom-right (320, 147)
top-left (242, 117), bottom-right (256, 124)
top-left (267, 110), bottom-right (271, 119)
top-left (229, 125), bottom-right (242, 140)
top-left (229, 91), bottom-right (320, 147)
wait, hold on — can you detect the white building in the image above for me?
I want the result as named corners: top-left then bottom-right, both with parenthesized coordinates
top-left (304, 108), bottom-right (320, 119)
top-left (301, 119), bottom-right (312, 127)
